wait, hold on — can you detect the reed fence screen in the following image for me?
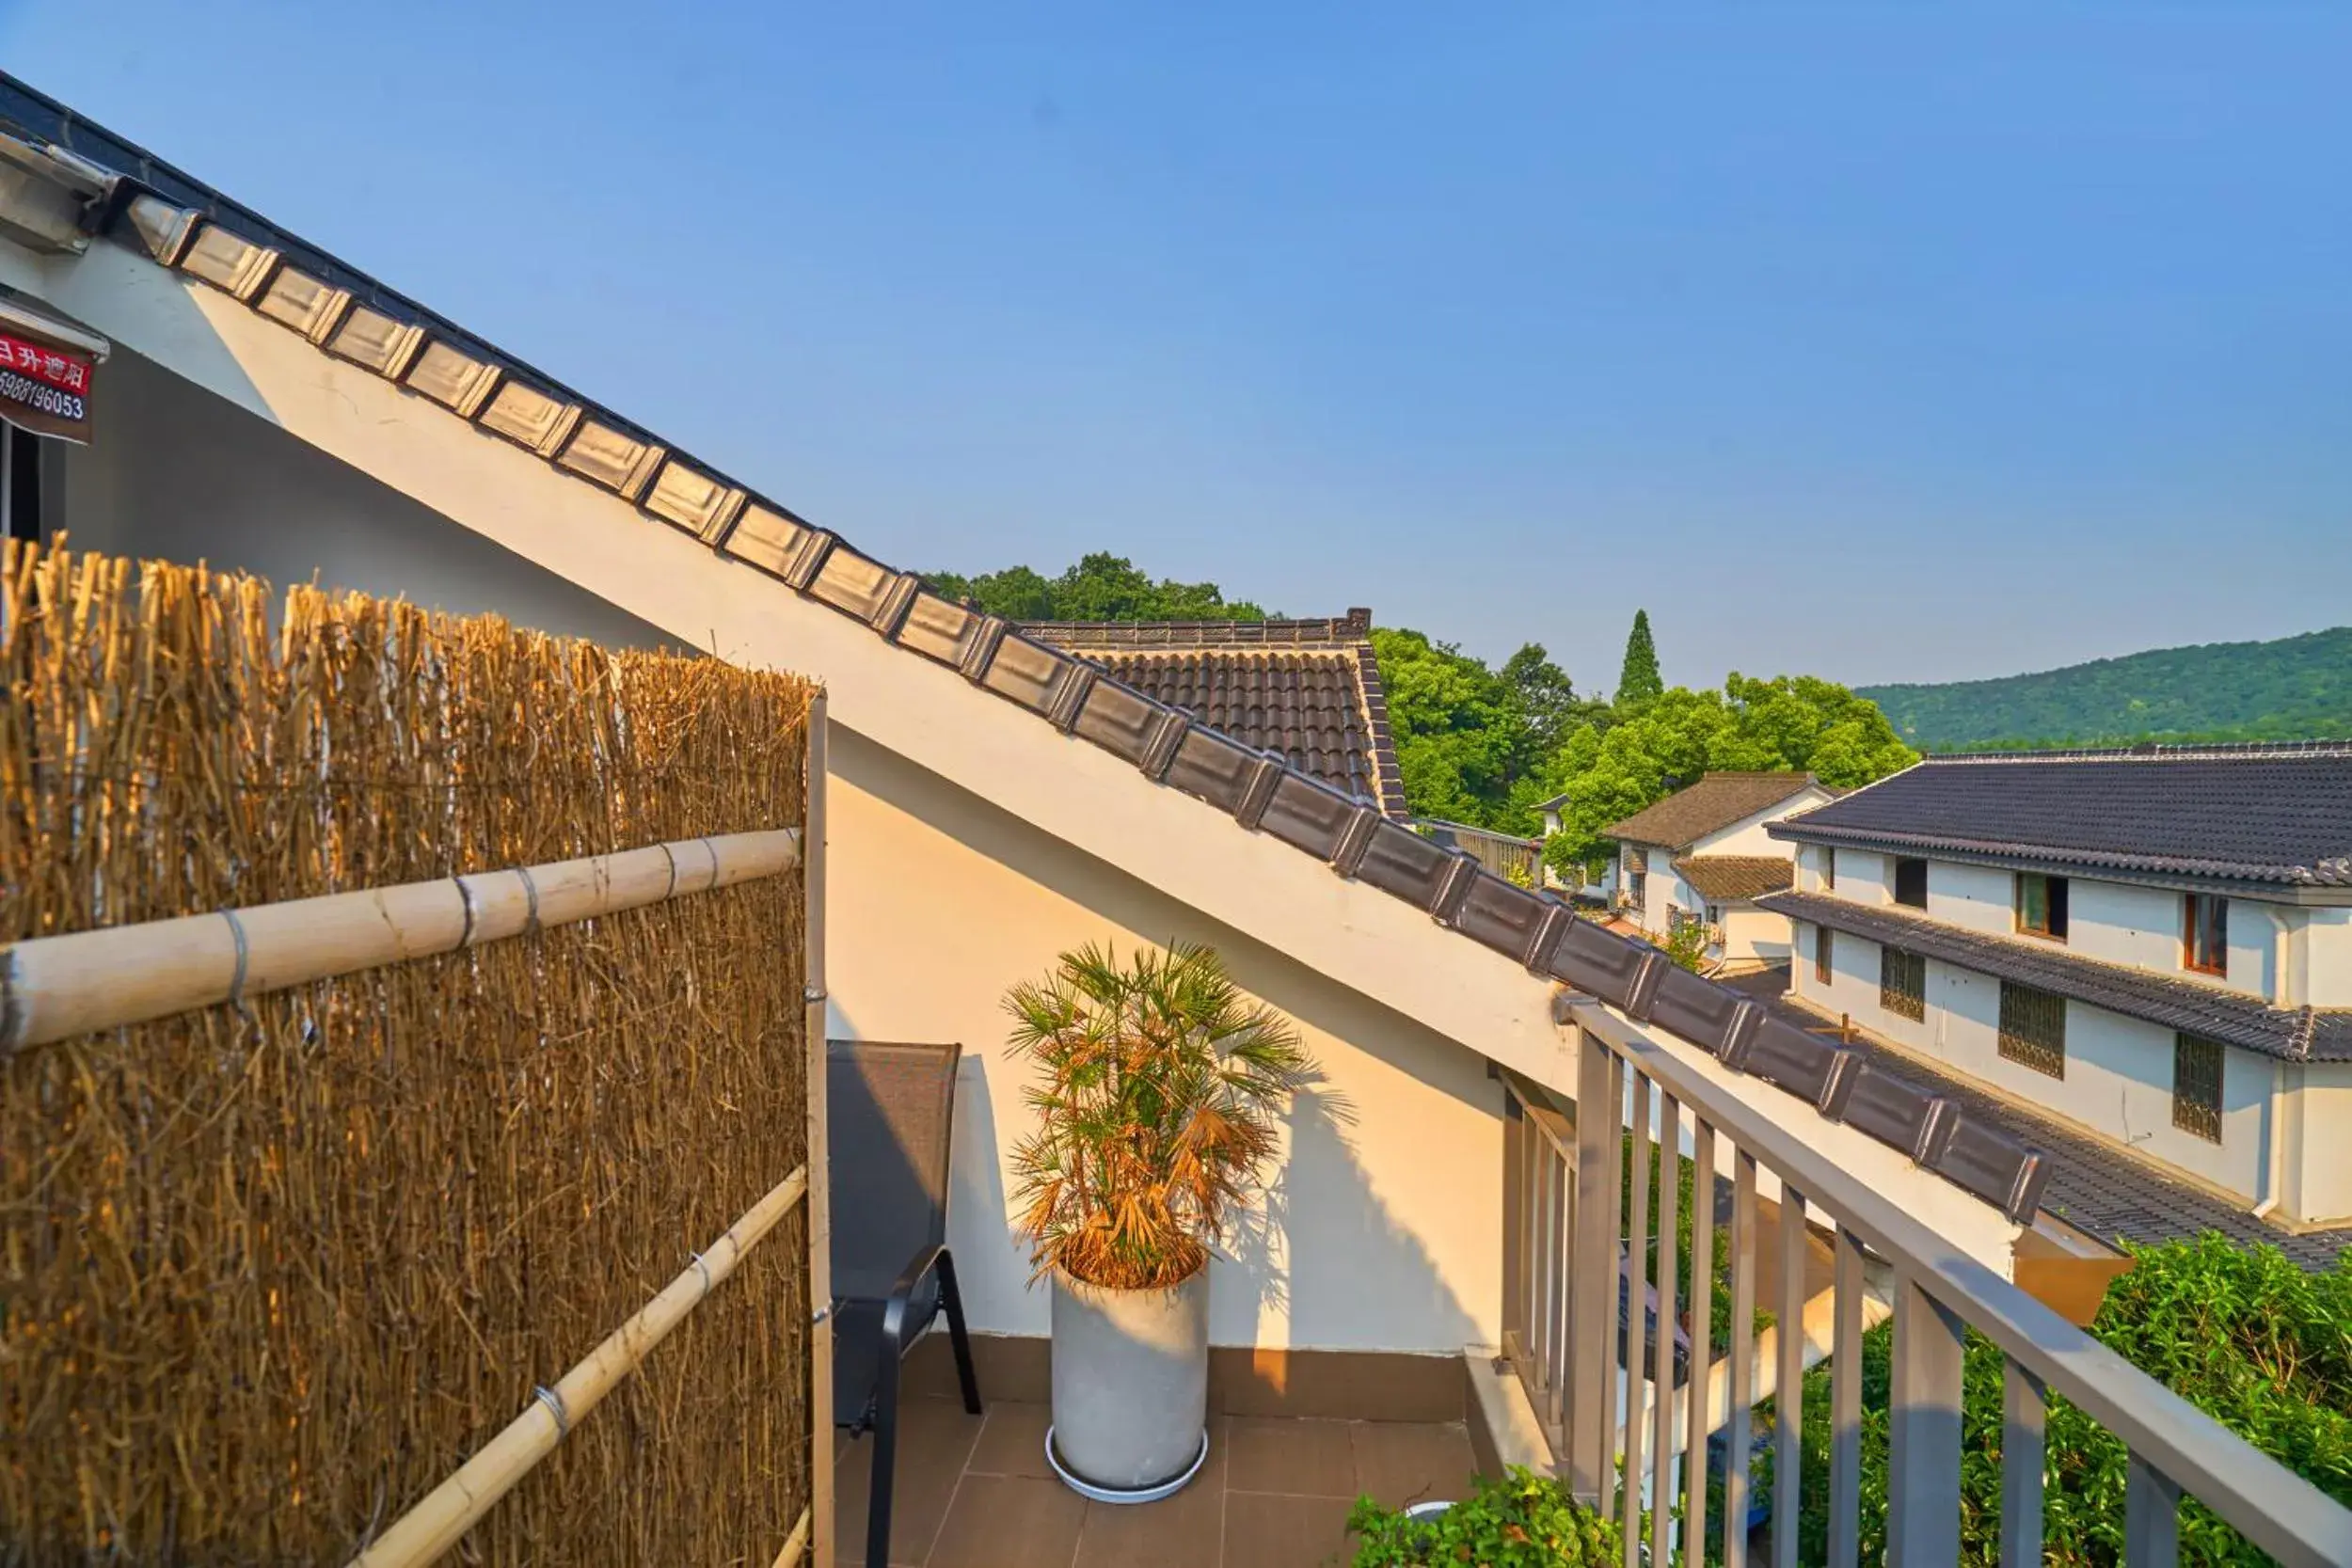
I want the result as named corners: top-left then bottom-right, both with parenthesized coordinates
top-left (0, 544), bottom-right (818, 1564)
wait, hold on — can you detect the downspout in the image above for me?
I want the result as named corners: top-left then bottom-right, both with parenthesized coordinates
top-left (2254, 904), bottom-right (2301, 1221)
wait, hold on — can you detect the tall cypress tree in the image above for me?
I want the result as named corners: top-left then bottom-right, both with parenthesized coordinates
top-left (1616, 610), bottom-right (1663, 705)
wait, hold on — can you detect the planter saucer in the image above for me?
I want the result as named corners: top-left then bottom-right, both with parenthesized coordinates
top-left (1042, 1424), bottom-right (1210, 1505)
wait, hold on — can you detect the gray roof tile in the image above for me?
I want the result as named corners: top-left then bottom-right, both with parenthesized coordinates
top-left (1770, 745), bottom-right (2352, 889)
top-left (1758, 889), bottom-right (2352, 1062)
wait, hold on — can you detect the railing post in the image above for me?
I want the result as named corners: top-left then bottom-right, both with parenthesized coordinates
top-left (1622, 1073), bottom-right (1652, 1554)
top-left (1648, 1091), bottom-right (1680, 1568)
top-left (1684, 1118), bottom-right (1718, 1566)
top-left (1725, 1150), bottom-right (1757, 1568)
top-left (1774, 1186), bottom-right (1807, 1568)
top-left (1887, 1276), bottom-right (1964, 1568)
top-left (1566, 1024), bottom-right (1620, 1506)
top-left (1502, 1085), bottom-right (1526, 1364)
top-left (2125, 1453), bottom-right (2182, 1568)
top-left (2000, 1358), bottom-right (2046, 1568)
top-left (1829, 1227), bottom-right (1867, 1568)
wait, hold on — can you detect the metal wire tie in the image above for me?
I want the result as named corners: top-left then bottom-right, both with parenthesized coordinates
top-left (515, 864), bottom-right (541, 935)
top-left (221, 909), bottom-right (251, 1007)
top-left (691, 1250), bottom-right (714, 1293)
top-left (533, 1383), bottom-right (570, 1436)
top-left (453, 876), bottom-right (479, 948)
top-left (659, 841), bottom-right (680, 900)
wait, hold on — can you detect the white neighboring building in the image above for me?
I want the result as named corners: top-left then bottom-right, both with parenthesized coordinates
top-left (1764, 744), bottom-right (2352, 1229)
top-left (1603, 771), bottom-right (1837, 973)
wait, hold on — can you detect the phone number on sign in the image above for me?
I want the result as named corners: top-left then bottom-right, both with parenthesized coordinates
top-left (0, 370), bottom-right (85, 423)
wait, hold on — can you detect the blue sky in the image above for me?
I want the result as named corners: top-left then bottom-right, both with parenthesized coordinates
top-left (5, 4), bottom-right (2346, 690)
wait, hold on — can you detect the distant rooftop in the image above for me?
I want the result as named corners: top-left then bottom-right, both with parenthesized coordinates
top-left (1771, 742), bottom-right (2352, 891)
top-left (1023, 611), bottom-right (1407, 819)
top-left (1604, 772), bottom-right (1826, 851)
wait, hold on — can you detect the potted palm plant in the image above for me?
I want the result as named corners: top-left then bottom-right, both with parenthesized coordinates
top-left (1005, 942), bottom-right (1315, 1502)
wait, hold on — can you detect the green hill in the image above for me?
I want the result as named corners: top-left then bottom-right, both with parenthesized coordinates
top-left (1860, 626), bottom-right (2352, 752)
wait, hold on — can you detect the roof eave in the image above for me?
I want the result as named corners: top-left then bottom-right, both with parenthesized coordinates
top-left (1765, 821), bottom-right (2352, 903)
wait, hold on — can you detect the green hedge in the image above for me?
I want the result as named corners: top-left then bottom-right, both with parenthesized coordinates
top-left (1785, 1235), bottom-right (2352, 1565)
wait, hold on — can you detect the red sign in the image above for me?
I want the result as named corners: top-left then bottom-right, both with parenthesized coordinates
top-left (0, 330), bottom-right (92, 394)
top-left (0, 326), bottom-right (95, 444)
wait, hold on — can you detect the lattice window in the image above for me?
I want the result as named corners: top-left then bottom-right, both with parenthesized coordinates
top-left (1880, 946), bottom-right (1927, 1022)
top-left (2173, 1033), bottom-right (2225, 1143)
top-left (1998, 982), bottom-right (2066, 1077)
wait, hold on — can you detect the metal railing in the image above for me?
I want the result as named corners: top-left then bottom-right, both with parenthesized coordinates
top-left (1501, 1000), bottom-right (2352, 1568)
top-left (1418, 817), bottom-right (1543, 884)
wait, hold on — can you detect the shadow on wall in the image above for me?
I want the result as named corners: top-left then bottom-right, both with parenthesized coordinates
top-left (831, 724), bottom-right (1496, 1353)
top-left (1230, 1085), bottom-right (1483, 1354)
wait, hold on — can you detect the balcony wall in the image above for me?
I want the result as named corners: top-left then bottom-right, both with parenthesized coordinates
top-left (826, 723), bottom-right (1505, 1356)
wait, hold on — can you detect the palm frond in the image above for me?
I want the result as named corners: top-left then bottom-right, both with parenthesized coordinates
top-left (1001, 940), bottom-right (1323, 1291)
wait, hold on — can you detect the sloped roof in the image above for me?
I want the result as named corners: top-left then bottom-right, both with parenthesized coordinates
top-left (0, 72), bottom-right (2052, 1225)
top-left (1605, 772), bottom-right (1825, 850)
top-left (1673, 855), bottom-right (1795, 903)
top-left (1760, 889), bottom-right (2352, 1062)
top-left (1024, 614), bottom-right (1408, 818)
top-left (1769, 745), bottom-right (2352, 891)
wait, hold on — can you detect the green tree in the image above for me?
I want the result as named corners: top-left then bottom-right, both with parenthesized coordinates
top-left (1502, 642), bottom-right (1610, 758)
top-left (1788, 1235), bottom-right (2352, 1566)
top-left (926, 552), bottom-right (1268, 623)
top-left (1368, 627), bottom-right (1524, 828)
top-left (1535, 675), bottom-right (1915, 874)
top-left (1617, 609), bottom-right (1664, 706)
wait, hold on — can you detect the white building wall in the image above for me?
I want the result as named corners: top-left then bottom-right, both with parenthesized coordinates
top-left (2229, 903), bottom-right (2283, 1006)
top-left (1926, 861), bottom-right (2017, 938)
top-left (2065, 879), bottom-right (2184, 973)
top-left (1719, 904), bottom-right (1790, 970)
top-left (1832, 849), bottom-right (1891, 907)
top-left (2303, 909), bottom-right (2352, 1008)
top-left (830, 729), bottom-right (1502, 1351)
top-left (2295, 1062), bottom-right (2352, 1226)
top-left (1788, 918), bottom-right (2269, 1200)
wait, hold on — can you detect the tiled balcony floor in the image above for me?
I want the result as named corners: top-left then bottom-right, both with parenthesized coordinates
top-left (836, 1395), bottom-right (1479, 1568)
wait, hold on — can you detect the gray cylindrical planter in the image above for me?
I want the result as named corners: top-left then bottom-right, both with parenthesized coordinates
top-left (1047, 1267), bottom-right (1210, 1500)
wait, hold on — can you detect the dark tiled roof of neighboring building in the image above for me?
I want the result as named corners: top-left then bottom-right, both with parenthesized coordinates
top-left (1604, 773), bottom-right (1826, 851)
top-left (1024, 616), bottom-right (1407, 818)
top-left (1726, 972), bottom-right (2352, 1270)
top-left (1757, 889), bottom-right (2352, 1062)
top-left (1673, 856), bottom-right (1796, 903)
top-left (1768, 744), bottom-right (2352, 891)
top-left (0, 72), bottom-right (2053, 1225)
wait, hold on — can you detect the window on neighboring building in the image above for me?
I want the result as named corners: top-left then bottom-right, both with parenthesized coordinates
top-left (2183, 894), bottom-right (2228, 977)
top-left (1814, 924), bottom-right (1834, 985)
top-left (2014, 873), bottom-right (2069, 942)
top-left (1893, 858), bottom-right (1929, 909)
top-left (2172, 1033), bottom-right (2224, 1143)
top-left (1822, 847), bottom-right (1836, 891)
top-left (1880, 947), bottom-right (1927, 1022)
top-left (1997, 982), bottom-right (2066, 1077)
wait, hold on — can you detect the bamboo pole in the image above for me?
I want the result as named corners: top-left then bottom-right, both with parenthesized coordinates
top-left (1, 828), bottom-right (800, 1053)
top-left (349, 1164), bottom-right (811, 1568)
top-left (803, 693), bottom-right (836, 1568)
top-left (771, 1505), bottom-right (815, 1568)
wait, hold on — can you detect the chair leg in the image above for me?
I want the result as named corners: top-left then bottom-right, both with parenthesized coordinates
top-left (867, 1350), bottom-right (899, 1568)
top-left (937, 1249), bottom-right (984, 1415)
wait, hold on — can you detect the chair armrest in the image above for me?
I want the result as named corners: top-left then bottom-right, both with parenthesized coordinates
top-left (879, 1243), bottom-right (949, 1353)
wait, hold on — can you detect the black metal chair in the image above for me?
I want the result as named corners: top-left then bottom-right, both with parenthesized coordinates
top-left (828, 1039), bottom-right (982, 1568)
